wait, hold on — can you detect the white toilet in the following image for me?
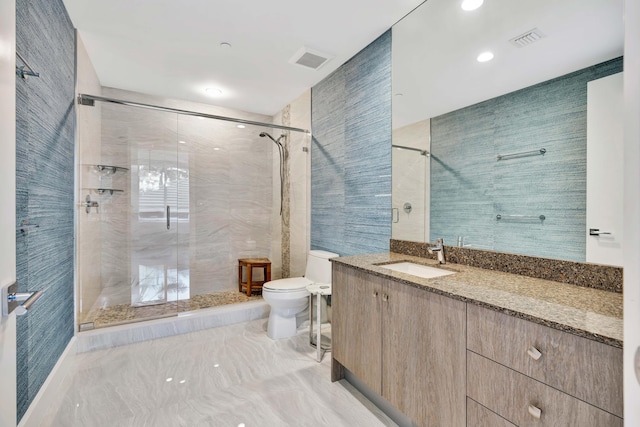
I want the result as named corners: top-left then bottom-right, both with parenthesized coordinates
top-left (262, 250), bottom-right (338, 339)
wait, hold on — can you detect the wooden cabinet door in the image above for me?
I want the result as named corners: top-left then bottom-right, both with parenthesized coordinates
top-left (382, 281), bottom-right (466, 427)
top-left (332, 263), bottom-right (384, 394)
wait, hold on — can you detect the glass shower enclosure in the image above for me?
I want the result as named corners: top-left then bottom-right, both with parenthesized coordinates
top-left (76, 94), bottom-right (294, 329)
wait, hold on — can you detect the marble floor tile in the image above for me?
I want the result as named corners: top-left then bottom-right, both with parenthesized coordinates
top-left (40, 320), bottom-right (397, 427)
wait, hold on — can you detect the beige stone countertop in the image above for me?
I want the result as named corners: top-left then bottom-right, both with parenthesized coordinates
top-left (331, 252), bottom-right (623, 348)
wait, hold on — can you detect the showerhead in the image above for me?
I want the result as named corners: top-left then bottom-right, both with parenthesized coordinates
top-left (260, 132), bottom-right (284, 145)
top-left (259, 132), bottom-right (276, 142)
top-left (259, 132), bottom-right (285, 145)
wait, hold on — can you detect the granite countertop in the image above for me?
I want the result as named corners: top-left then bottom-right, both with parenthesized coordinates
top-left (331, 252), bottom-right (623, 348)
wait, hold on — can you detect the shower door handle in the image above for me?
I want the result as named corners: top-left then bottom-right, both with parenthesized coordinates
top-left (166, 206), bottom-right (170, 230)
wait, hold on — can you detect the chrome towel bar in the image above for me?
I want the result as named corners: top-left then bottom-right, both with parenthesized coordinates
top-left (2, 286), bottom-right (44, 316)
top-left (496, 214), bottom-right (546, 221)
top-left (497, 148), bottom-right (546, 161)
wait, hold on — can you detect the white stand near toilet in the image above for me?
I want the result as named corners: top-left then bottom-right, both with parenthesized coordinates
top-left (262, 250), bottom-right (338, 339)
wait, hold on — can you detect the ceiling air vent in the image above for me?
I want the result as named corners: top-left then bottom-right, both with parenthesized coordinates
top-left (289, 47), bottom-right (332, 70)
top-left (509, 28), bottom-right (546, 48)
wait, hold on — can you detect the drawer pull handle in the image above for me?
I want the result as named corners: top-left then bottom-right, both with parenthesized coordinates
top-left (372, 291), bottom-right (378, 298)
top-left (528, 404), bottom-right (542, 419)
top-left (382, 294), bottom-right (389, 302)
top-left (527, 346), bottom-right (542, 360)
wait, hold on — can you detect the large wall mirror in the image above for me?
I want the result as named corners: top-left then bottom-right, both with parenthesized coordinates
top-left (391, 0), bottom-right (624, 266)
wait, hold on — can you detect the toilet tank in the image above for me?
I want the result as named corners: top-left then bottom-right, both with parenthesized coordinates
top-left (304, 250), bottom-right (339, 284)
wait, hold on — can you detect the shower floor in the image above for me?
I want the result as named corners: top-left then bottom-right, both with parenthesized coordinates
top-left (81, 290), bottom-right (263, 330)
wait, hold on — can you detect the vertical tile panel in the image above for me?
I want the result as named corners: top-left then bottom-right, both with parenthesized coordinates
top-left (311, 66), bottom-right (346, 253)
top-left (311, 31), bottom-right (392, 256)
top-left (15, 0), bottom-right (75, 421)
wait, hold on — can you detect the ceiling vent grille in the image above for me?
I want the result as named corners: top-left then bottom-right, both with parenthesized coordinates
top-left (509, 28), bottom-right (546, 48)
top-left (289, 47), bottom-right (332, 70)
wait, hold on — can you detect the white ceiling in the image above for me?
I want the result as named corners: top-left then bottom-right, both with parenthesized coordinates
top-left (393, 0), bottom-right (624, 129)
top-left (62, 0), bottom-right (425, 116)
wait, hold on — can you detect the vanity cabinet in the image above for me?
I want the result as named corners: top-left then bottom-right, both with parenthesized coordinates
top-left (332, 263), bottom-right (466, 426)
top-left (332, 264), bottom-right (384, 391)
top-left (466, 304), bottom-right (623, 426)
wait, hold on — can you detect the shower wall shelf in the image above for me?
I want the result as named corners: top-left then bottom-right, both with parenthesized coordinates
top-left (84, 188), bottom-right (124, 195)
top-left (96, 164), bottom-right (129, 174)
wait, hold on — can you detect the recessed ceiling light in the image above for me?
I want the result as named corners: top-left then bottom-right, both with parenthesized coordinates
top-left (394, 93), bottom-right (404, 97)
top-left (213, 147), bottom-right (221, 151)
top-left (220, 42), bottom-right (232, 49)
top-left (461, 0), bottom-right (484, 11)
top-left (205, 87), bottom-right (223, 97)
top-left (237, 124), bottom-right (246, 129)
top-left (477, 51), bottom-right (494, 62)
top-left (179, 140), bottom-right (186, 144)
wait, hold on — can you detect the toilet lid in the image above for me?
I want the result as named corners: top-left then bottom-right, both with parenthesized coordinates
top-left (263, 277), bottom-right (313, 291)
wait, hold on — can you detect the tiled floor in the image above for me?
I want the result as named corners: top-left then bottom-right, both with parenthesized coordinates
top-left (40, 319), bottom-right (397, 427)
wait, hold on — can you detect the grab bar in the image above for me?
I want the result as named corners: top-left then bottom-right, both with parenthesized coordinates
top-left (496, 214), bottom-right (546, 221)
top-left (497, 148), bottom-right (546, 161)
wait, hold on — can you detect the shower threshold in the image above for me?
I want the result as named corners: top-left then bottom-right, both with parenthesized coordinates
top-left (80, 290), bottom-right (262, 330)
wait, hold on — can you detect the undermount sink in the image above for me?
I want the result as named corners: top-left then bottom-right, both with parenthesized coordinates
top-left (378, 262), bottom-right (456, 279)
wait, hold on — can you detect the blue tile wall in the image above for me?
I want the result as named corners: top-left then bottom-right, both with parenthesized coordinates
top-left (311, 31), bottom-right (392, 256)
top-left (430, 58), bottom-right (623, 261)
top-left (15, 0), bottom-right (75, 421)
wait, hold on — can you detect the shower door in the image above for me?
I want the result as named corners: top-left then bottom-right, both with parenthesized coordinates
top-left (97, 103), bottom-right (185, 311)
top-left (129, 110), bottom-right (187, 308)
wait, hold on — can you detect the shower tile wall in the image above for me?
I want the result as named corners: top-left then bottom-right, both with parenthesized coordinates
top-left (271, 90), bottom-right (311, 279)
top-left (311, 31), bottom-right (392, 256)
top-left (79, 87), bottom-right (275, 312)
top-left (288, 91), bottom-right (312, 277)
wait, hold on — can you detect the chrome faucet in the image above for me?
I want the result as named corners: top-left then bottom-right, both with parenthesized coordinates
top-left (428, 238), bottom-right (446, 264)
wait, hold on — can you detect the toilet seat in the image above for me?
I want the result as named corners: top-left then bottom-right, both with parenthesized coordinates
top-left (263, 277), bottom-right (312, 292)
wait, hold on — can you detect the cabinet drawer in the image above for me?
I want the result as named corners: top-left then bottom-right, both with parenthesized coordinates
top-left (467, 351), bottom-right (622, 427)
top-left (467, 304), bottom-right (622, 417)
top-left (467, 399), bottom-right (515, 427)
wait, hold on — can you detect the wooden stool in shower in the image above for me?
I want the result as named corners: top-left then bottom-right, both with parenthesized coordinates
top-left (238, 258), bottom-right (271, 296)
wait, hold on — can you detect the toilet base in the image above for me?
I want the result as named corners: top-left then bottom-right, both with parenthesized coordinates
top-left (267, 310), bottom-right (299, 339)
